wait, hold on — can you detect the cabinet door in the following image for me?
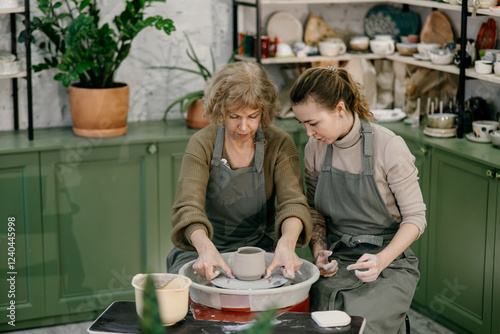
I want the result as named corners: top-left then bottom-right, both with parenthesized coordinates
top-left (0, 153), bottom-right (44, 327)
top-left (427, 150), bottom-right (495, 334)
top-left (40, 144), bottom-right (158, 316)
top-left (403, 138), bottom-right (431, 307)
top-left (492, 174), bottom-right (500, 334)
top-left (158, 141), bottom-right (189, 271)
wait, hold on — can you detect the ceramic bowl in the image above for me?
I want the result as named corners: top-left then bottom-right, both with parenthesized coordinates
top-left (475, 60), bottom-right (493, 74)
top-left (0, 0), bottom-right (19, 9)
top-left (396, 43), bottom-right (418, 56)
top-left (495, 61), bottom-right (500, 76)
top-left (417, 43), bottom-right (441, 55)
top-left (428, 113), bottom-right (457, 129)
top-left (429, 49), bottom-right (454, 65)
top-left (0, 59), bottom-right (22, 76)
top-left (401, 35), bottom-right (419, 44)
top-left (349, 36), bottom-right (369, 51)
top-left (132, 273), bottom-right (192, 326)
top-left (479, 0), bottom-right (497, 8)
top-left (472, 120), bottom-right (499, 141)
top-left (490, 130), bottom-right (500, 147)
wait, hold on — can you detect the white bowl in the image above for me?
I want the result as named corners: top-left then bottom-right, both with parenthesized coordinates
top-left (428, 49), bottom-right (454, 65)
top-left (475, 60), bottom-right (493, 74)
top-left (132, 273), bottom-right (192, 326)
top-left (0, 59), bottom-right (23, 75)
top-left (417, 43), bottom-right (441, 55)
top-left (490, 130), bottom-right (500, 147)
top-left (479, 0), bottom-right (497, 8)
top-left (0, 0), bottom-right (19, 9)
top-left (350, 36), bottom-right (369, 51)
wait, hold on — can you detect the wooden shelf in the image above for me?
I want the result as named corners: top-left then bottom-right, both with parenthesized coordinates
top-left (0, 6), bottom-right (24, 14)
top-left (236, 53), bottom-right (385, 64)
top-left (387, 53), bottom-right (460, 75)
top-left (0, 71), bottom-right (27, 80)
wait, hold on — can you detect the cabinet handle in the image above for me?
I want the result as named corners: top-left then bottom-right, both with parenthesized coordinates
top-left (486, 170), bottom-right (495, 178)
top-left (419, 147), bottom-right (428, 156)
top-left (147, 144), bottom-right (157, 155)
top-left (496, 172), bottom-right (500, 179)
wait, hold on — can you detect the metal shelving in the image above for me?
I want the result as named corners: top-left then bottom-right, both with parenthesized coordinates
top-left (232, 0), bottom-right (481, 138)
top-left (1, 0), bottom-right (33, 140)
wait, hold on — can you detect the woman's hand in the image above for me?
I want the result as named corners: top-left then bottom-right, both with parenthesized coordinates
top-left (346, 253), bottom-right (382, 282)
top-left (265, 217), bottom-right (304, 279)
top-left (265, 237), bottom-right (303, 279)
top-left (190, 229), bottom-right (234, 280)
top-left (315, 250), bottom-right (338, 277)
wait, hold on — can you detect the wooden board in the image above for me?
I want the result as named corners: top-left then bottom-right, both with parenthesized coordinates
top-left (420, 11), bottom-right (454, 46)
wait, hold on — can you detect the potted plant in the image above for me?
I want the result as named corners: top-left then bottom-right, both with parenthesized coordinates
top-left (24, 0), bottom-right (175, 137)
top-left (154, 34), bottom-right (236, 129)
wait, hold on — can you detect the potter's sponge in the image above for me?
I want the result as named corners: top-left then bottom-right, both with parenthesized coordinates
top-left (311, 310), bottom-right (351, 327)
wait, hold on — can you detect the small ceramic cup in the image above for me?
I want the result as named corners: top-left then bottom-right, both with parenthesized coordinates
top-left (494, 61), bottom-right (500, 76)
top-left (319, 41), bottom-right (346, 57)
top-left (232, 246), bottom-right (266, 281)
top-left (475, 60), bottom-right (493, 74)
top-left (472, 120), bottom-right (499, 141)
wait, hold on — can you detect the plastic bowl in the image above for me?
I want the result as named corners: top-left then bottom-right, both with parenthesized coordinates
top-left (428, 113), bottom-right (457, 129)
top-left (131, 273), bottom-right (192, 326)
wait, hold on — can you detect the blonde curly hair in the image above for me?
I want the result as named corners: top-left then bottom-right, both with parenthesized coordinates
top-left (203, 61), bottom-right (280, 127)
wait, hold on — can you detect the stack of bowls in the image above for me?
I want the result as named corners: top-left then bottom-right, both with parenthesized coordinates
top-left (424, 113), bottom-right (457, 137)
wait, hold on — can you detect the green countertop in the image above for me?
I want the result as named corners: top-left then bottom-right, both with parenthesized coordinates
top-left (382, 121), bottom-right (500, 169)
top-left (1, 118), bottom-right (499, 169)
top-left (0, 118), bottom-right (304, 155)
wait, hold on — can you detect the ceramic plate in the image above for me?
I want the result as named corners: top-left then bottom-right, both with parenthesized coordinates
top-left (371, 108), bottom-right (407, 123)
top-left (423, 128), bottom-right (456, 138)
top-left (413, 53), bottom-right (430, 61)
top-left (364, 5), bottom-right (419, 40)
top-left (266, 12), bottom-right (303, 46)
top-left (210, 274), bottom-right (288, 290)
top-left (466, 132), bottom-right (491, 143)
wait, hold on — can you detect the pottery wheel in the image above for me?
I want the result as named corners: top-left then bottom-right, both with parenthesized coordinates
top-left (211, 274), bottom-right (288, 290)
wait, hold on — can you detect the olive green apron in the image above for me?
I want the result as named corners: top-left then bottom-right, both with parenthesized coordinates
top-left (309, 119), bottom-right (419, 334)
top-left (167, 125), bottom-right (275, 273)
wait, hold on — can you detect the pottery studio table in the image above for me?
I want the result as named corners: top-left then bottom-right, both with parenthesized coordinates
top-left (87, 300), bottom-right (365, 333)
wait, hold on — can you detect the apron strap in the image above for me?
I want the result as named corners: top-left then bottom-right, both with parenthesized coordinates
top-left (360, 119), bottom-right (374, 176)
top-left (211, 125), bottom-right (225, 167)
top-left (254, 126), bottom-right (265, 173)
top-left (328, 227), bottom-right (396, 251)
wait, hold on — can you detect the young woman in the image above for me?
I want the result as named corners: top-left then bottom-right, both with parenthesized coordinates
top-left (290, 66), bottom-right (426, 333)
top-left (167, 61), bottom-right (312, 281)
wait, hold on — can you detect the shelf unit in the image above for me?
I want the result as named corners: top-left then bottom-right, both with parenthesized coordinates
top-left (232, 0), bottom-right (495, 138)
top-left (0, 0), bottom-right (34, 140)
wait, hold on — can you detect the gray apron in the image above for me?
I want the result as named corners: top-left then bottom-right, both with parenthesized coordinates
top-left (309, 119), bottom-right (419, 334)
top-left (167, 125), bottom-right (275, 273)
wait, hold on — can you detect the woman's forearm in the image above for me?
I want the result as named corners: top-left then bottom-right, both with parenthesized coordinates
top-left (377, 223), bottom-right (419, 269)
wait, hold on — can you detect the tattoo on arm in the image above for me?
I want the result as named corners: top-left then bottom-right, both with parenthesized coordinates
top-left (310, 210), bottom-right (327, 250)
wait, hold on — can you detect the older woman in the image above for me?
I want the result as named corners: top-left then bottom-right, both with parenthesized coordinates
top-left (167, 61), bottom-right (312, 281)
top-left (290, 66), bottom-right (426, 333)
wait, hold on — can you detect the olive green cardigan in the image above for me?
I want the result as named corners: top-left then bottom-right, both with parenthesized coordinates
top-left (170, 123), bottom-right (312, 251)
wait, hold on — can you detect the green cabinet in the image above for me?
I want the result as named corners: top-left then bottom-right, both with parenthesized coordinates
top-left (493, 175), bottom-right (500, 334)
top-left (0, 153), bottom-right (45, 329)
top-left (158, 141), bottom-right (189, 270)
top-left (403, 138), bottom-right (432, 308)
top-left (40, 144), bottom-right (159, 317)
top-left (426, 149), bottom-right (496, 334)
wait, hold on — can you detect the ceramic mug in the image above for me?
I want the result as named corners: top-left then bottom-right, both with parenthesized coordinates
top-left (370, 39), bottom-right (395, 55)
top-left (232, 246), bottom-right (266, 281)
top-left (319, 41), bottom-right (346, 57)
top-left (472, 120), bottom-right (499, 141)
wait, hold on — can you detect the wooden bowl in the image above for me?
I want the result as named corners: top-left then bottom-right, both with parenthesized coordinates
top-left (396, 43), bottom-right (418, 56)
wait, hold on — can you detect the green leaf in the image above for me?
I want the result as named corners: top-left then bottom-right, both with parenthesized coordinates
top-left (62, 75), bottom-right (72, 87)
top-left (139, 275), bottom-right (164, 334)
top-left (79, 0), bottom-right (91, 11)
top-left (57, 63), bottom-right (69, 72)
top-left (54, 73), bottom-right (65, 81)
top-left (53, 2), bottom-right (62, 9)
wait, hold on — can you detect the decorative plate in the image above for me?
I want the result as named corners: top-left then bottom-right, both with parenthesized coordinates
top-left (266, 11), bottom-right (303, 46)
top-left (210, 274), bottom-right (288, 290)
top-left (364, 5), bottom-right (420, 40)
top-left (371, 108), bottom-right (407, 123)
top-left (304, 12), bottom-right (338, 47)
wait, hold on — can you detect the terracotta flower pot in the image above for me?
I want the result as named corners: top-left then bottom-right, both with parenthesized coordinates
top-left (69, 83), bottom-right (129, 138)
top-left (186, 99), bottom-right (210, 129)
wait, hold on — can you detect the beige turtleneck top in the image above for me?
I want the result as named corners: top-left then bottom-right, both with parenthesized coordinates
top-left (304, 113), bottom-right (427, 237)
